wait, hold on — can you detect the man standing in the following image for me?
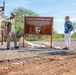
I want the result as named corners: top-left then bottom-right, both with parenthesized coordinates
top-left (63, 16), bottom-right (74, 50)
top-left (4, 13), bottom-right (19, 49)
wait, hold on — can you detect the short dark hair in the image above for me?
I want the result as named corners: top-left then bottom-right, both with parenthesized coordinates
top-left (65, 16), bottom-right (70, 19)
top-left (11, 13), bottom-right (16, 16)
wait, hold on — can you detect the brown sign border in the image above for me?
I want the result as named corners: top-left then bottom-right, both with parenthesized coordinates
top-left (23, 16), bottom-right (53, 48)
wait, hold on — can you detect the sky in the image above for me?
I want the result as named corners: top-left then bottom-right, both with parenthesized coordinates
top-left (0, 0), bottom-right (76, 33)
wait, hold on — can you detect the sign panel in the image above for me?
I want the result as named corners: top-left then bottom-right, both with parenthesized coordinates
top-left (24, 17), bottom-right (53, 35)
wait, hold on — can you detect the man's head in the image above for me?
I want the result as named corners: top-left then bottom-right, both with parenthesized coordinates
top-left (65, 16), bottom-right (70, 22)
top-left (11, 13), bottom-right (16, 18)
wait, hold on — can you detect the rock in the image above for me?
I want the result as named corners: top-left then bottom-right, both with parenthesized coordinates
top-left (19, 37), bottom-right (34, 47)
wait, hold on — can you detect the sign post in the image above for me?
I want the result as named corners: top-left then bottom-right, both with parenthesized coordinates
top-left (24, 16), bottom-right (53, 48)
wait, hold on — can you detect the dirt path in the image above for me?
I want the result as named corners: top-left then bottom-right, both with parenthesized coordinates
top-left (0, 55), bottom-right (76, 75)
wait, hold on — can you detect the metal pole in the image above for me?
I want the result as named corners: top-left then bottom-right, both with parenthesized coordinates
top-left (3, 0), bottom-right (5, 7)
top-left (3, 0), bottom-right (5, 18)
top-left (1, 0), bottom-right (5, 45)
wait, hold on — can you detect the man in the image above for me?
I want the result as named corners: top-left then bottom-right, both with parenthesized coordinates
top-left (0, 16), bottom-right (3, 36)
top-left (4, 13), bottom-right (19, 49)
top-left (63, 16), bottom-right (74, 50)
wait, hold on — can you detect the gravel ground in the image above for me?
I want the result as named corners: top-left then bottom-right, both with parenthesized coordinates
top-left (0, 41), bottom-right (76, 61)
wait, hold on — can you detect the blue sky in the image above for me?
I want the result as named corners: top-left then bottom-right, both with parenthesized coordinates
top-left (0, 0), bottom-right (76, 33)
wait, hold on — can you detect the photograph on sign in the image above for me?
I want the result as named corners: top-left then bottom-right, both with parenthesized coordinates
top-left (35, 27), bottom-right (41, 33)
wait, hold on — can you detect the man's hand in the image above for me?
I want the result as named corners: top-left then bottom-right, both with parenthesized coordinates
top-left (2, 20), bottom-right (6, 22)
top-left (4, 20), bottom-right (11, 23)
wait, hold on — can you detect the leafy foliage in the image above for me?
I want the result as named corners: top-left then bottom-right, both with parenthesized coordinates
top-left (10, 7), bottom-right (76, 41)
top-left (12, 7), bottom-right (39, 38)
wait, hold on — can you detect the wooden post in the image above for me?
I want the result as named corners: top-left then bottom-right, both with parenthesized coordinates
top-left (1, 29), bottom-right (4, 45)
top-left (23, 34), bottom-right (25, 47)
top-left (50, 17), bottom-right (53, 48)
top-left (23, 16), bottom-right (25, 47)
top-left (50, 35), bottom-right (52, 48)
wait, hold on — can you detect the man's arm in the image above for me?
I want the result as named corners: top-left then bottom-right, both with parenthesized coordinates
top-left (3, 19), bottom-right (14, 25)
top-left (3, 19), bottom-right (11, 23)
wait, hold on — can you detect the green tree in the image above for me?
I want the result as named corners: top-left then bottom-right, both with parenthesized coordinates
top-left (73, 22), bottom-right (76, 30)
top-left (11, 7), bottom-right (65, 41)
top-left (12, 7), bottom-right (39, 38)
top-left (71, 22), bottom-right (76, 38)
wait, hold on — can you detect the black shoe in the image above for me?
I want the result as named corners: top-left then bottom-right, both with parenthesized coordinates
top-left (63, 47), bottom-right (69, 50)
top-left (15, 46), bottom-right (19, 49)
top-left (7, 48), bottom-right (10, 50)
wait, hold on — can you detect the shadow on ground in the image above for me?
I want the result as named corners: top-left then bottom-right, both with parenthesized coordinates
top-left (39, 51), bottom-right (76, 56)
top-left (18, 47), bottom-right (76, 56)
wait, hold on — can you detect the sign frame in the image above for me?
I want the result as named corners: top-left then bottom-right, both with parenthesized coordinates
top-left (23, 16), bottom-right (53, 48)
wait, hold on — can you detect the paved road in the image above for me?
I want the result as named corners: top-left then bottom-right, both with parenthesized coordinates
top-left (0, 41), bottom-right (76, 60)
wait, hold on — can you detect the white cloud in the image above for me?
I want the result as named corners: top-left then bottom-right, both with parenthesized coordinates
top-left (54, 18), bottom-right (64, 23)
top-left (5, 4), bottom-right (9, 6)
top-left (24, 1), bottom-right (31, 4)
top-left (49, 0), bottom-right (56, 2)
top-left (54, 6), bottom-right (62, 9)
top-left (70, 18), bottom-right (76, 22)
top-left (55, 18), bottom-right (76, 23)
top-left (37, 8), bottom-right (51, 13)
top-left (5, 0), bottom-right (31, 7)
top-left (63, 10), bottom-right (76, 14)
top-left (44, 0), bottom-right (56, 2)
top-left (38, 10), bottom-right (49, 13)
top-left (72, 3), bottom-right (76, 6)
